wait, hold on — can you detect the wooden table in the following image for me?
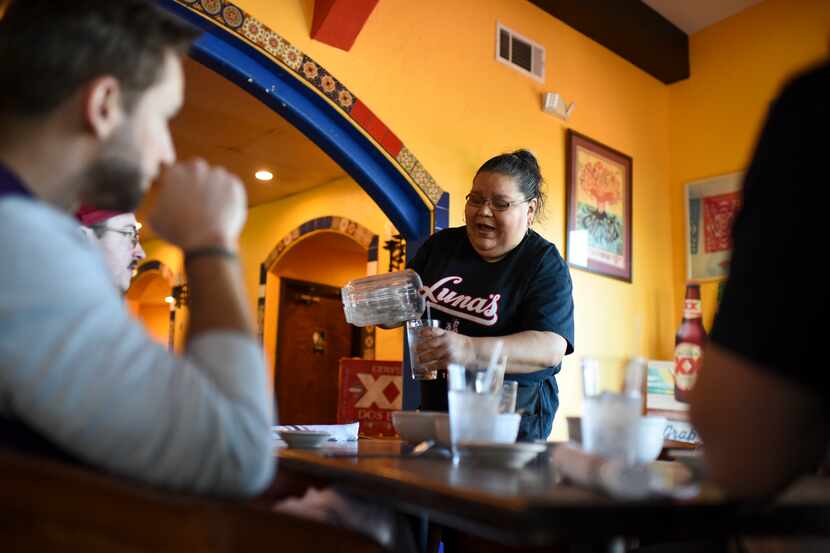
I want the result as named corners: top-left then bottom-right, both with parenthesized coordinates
top-left (273, 440), bottom-right (830, 549)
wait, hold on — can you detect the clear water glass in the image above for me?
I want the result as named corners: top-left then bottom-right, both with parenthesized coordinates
top-left (406, 319), bottom-right (440, 380)
top-left (448, 390), bottom-right (499, 463)
top-left (499, 380), bottom-right (518, 413)
top-left (580, 356), bottom-right (645, 465)
top-left (447, 362), bottom-right (500, 465)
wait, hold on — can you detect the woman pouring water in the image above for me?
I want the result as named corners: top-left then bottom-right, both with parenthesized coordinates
top-left (408, 150), bottom-right (575, 442)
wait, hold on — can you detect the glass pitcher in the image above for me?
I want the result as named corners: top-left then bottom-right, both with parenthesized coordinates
top-left (341, 269), bottom-right (425, 327)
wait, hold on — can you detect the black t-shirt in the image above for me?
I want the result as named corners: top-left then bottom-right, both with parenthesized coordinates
top-left (408, 226), bottom-right (575, 410)
top-left (711, 61), bottom-right (829, 392)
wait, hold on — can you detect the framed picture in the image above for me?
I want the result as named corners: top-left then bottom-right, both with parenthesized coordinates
top-left (685, 172), bottom-right (743, 281)
top-left (566, 130), bottom-right (633, 282)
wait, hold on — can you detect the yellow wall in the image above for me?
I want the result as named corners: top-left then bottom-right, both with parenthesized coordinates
top-left (138, 242), bottom-right (184, 282)
top-left (233, 0), bottom-right (676, 439)
top-left (139, 304), bottom-right (170, 345)
top-left (669, 0), bottom-right (830, 329)
top-left (272, 232), bottom-right (369, 287)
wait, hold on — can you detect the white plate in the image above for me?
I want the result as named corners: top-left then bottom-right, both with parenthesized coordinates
top-left (455, 442), bottom-right (546, 469)
top-left (277, 430), bottom-right (331, 449)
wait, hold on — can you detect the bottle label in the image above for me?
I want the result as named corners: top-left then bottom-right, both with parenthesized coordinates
top-left (683, 299), bottom-right (702, 319)
top-left (674, 342), bottom-right (703, 392)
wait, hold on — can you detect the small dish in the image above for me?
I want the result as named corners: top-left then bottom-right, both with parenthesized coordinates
top-left (277, 430), bottom-right (331, 449)
top-left (454, 442), bottom-right (546, 469)
top-left (392, 411), bottom-right (443, 443)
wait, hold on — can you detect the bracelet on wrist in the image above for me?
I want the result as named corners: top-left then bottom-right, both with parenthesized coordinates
top-left (184, 245), bottom-right (238, 263)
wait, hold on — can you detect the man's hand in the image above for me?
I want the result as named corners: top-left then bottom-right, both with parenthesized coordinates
top-left (148, 159), bottom-right (247, 251)
top-left (148, 159), bottom-right (253, 338)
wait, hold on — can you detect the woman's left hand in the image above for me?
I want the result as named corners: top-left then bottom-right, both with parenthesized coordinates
top-left (415, 327), bottom-right (475, 371)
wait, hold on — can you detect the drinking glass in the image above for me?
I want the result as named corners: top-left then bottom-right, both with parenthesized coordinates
top-left (580, 356), bottom-right (645, 465)
top-left (499, 380), bottom-right (518, 414)
top-left (405, 319), bottom-right (440, 380)
top-left (447, 362), bottom-right (501, 465)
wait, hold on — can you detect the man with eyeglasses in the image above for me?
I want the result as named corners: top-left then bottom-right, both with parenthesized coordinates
top-left (77, 206), bottom-right (145, 294)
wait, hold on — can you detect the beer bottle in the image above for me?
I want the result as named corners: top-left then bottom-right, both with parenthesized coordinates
top-left (674, 283), bottom-right (707, 403)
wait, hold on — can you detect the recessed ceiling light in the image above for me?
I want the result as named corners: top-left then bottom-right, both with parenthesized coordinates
top-left (255, 170), bottom-right (274, 181)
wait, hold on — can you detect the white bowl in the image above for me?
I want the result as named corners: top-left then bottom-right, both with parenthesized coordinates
top-left (434, 414), bottom-right (450, 445)
top-left (637, 416), bottom-right (668, 463)
top-left (277, 430), bottom-right (331, 449)
top-left (433, 413), bottom-right (520, 445)
top-left (392, 411), bottom-right (443, 443)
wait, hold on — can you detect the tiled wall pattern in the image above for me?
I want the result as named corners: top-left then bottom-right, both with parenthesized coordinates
top-left (177, 0), bottom-right (445, 206)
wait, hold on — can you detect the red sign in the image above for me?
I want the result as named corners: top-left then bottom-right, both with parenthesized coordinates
top-left (703, 191), bottom-right (741, 253)
top-left (337, 358), bottom-right (403, 438)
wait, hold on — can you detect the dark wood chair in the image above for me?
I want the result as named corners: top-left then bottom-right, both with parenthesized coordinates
top-left (0, 451), bottom-right (384, 552)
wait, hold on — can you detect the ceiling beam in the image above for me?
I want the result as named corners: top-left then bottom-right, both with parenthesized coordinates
top-left (311, 0), bottom-right (379, 52)
top-left (527, 0), bottom-right (690, 84)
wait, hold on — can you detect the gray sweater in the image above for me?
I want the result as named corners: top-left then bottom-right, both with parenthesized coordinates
top-left (0, 196), bottom-right (274, 497)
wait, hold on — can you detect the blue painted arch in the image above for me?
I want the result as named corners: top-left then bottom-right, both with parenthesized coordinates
top-left (158, 0), bottom-right (432, 244)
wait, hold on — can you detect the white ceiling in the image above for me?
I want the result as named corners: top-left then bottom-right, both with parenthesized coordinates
top-left (641, 0), bottom-right (765, 35)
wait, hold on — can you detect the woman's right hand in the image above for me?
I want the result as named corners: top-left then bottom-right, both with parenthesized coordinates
top-left (415, 327), bottom-right (476, 372)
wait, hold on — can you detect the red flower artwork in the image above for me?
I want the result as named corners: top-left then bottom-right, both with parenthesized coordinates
top-left (578, 160), bottom-right (622, 212)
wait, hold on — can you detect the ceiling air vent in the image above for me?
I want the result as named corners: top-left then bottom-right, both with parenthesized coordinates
top-left (496, 22), bottom-right (545, 82)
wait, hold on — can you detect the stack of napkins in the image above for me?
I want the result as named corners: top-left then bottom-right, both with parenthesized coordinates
top-left (272, 422), bottom-right (359, 442)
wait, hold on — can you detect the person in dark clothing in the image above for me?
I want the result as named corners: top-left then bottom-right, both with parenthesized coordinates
top-left (409, 150), bottom-right (575, 441)
top-left (690, 60), bottom-right (830, 501)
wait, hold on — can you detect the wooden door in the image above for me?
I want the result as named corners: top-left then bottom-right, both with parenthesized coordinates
top-left (275, 279), bottom-right (358, 425)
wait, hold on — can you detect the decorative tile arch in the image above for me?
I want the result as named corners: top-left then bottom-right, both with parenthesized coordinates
top-left (256, 216), bottom-right (379, 359)
top-left (161, 0), bottom-right (450, 242)
top-left (263, 216), bottom-right (379, 274)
